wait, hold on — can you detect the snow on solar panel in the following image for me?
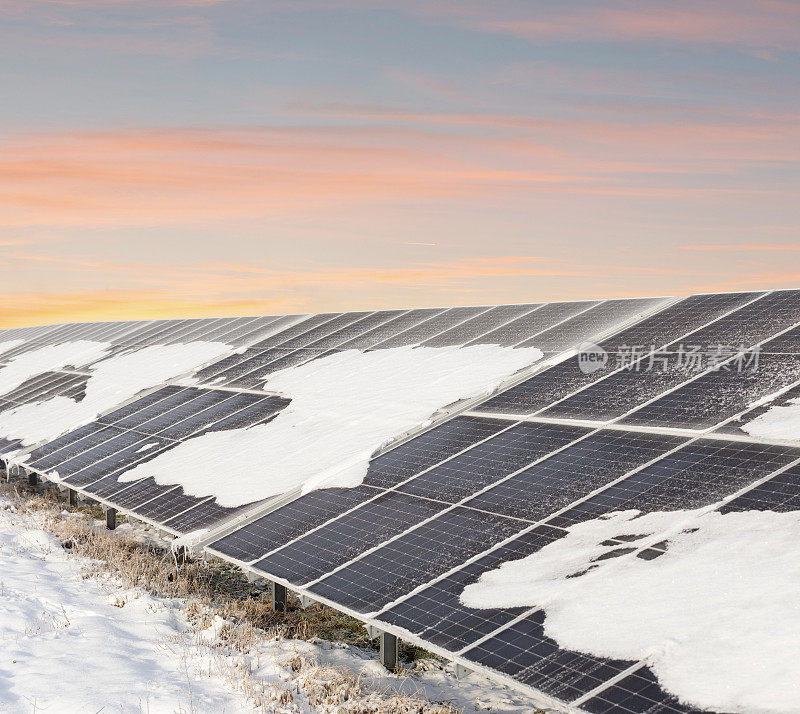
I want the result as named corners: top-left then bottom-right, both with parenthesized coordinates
top-left (7, 291), bottom-right (800, 714)
top-left (0, 315), bottom-right (304, 460)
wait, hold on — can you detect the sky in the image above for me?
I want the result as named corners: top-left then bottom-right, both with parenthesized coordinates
top-left (0, 0), bottom-right (799, 327)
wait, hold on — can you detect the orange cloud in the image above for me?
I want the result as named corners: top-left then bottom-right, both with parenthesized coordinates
top-left (0, 126), bottom-right (607, 228)
top-left (0, 289), bottom-right (293, 329)
top-left (0, 253), bottom-right (593, 327)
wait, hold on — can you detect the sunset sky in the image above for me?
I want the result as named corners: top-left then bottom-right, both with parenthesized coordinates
top-left (1, 0), bottom-right (799, 327)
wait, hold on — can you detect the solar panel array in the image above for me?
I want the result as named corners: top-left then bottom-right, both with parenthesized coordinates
top-left (2, 290), bottom-right (798, 714)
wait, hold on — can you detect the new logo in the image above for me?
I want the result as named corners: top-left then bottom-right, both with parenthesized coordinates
top-left (577, 342), bottom-right (608, 374)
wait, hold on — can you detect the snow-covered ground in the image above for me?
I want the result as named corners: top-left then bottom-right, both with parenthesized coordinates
top-left (0, 494), bottom-right (542, 714)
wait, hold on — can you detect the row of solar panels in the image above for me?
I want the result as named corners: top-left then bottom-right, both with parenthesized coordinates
top-left (10, 297), bottom-right (666, 538)
top-left (5, 290), bottom-right (800, 713)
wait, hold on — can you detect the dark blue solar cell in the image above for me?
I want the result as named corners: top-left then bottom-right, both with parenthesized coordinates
top-left (462, 612), bottom-right (634, 704)
top-left (549, 440), bottom-right (799, 528)
top-left (477, 292), bottom-right (766, 416)
top-left (379, 525), bottom-right (565, 651)
top-left (208, 485), bottom-right (382, 563)
top-left (463, 430), bottom-right (688, 521)
top-left (396, 422), bottom-right (589, 503)
top-left (306, 507), bottom-right (525, 613)
top-left (253, 492), bottom-right (448, 584)
top-left (719, 464), bottom-right (800, 513)
top-left (363, 415), bottom-right (509, 489)
top-left (580, 666), bottom-right (706, 714)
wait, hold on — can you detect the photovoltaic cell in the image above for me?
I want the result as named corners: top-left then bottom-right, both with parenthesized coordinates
top-left (421, 304), bottom-right (540, 347)
top-left (292, 310), bottom-right (403, 350)
top-left (475, 292), bottom-right (768, 416)
top-left (619, 352), bottom-right (800, 430)
top-left (79, 440), bottom-right (177, 496)
top-left (379, 525), bottom-right (566, 651)
top-left (673, 289), bottom-right (800, 351)
top-left (515, 298), bottom-right (668, 353)
top-left (461, 430), bottom-right (689, 522)
top-left (548, 439), bottom-right (800, 529)
top-left (208, 485), bottom-right (383, 563)
top-left (370, 306), bottom-right (492, 349)
top-left (461, 612), bottom-right (634, 704)
top-left (305, 507), bottom-right (526, 613)
top-left (161, 497), bottom-right (260, 534)
top-left (464, 301), bottom-right (597, 348)
top-left (335, 308), bottom-right (445, 350)
top-left (580, 666), bottom-right (705, 714)
top-left (539, 292), bottom-right (800, 423)
top-left (395, 422), bottom-right (589, 503)
top-left (715, 381), bottom-right (800, 437)
top-left (718, 464), bottom-right (800, 513)
top-left (253, 491), bottom-right (450, 584)
top-left (104, 477), bottom-right (177, 510)
top-left (362, 415), bottom-right (509, 489)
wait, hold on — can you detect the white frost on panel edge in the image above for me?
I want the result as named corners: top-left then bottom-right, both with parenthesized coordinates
top-left (460, 508), bottom-right (800, 714)
top-left (119, 344), bottom-right (543, 508)
top-left (0, 342), bottom-right (232, 447)
top-left (742, 397), bottom-right (800, 441)
top-left (0, 340), bottom-right (111, 397)
top-left (170, 529), bottom-right (210, 553)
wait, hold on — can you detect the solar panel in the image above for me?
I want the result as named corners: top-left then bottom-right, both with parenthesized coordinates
top-left (8, 290), bottom-right (800, 714)
top-left (475, 292), bottom-right (759, 416)
top-left (535, 290), bottom-right (800, 422)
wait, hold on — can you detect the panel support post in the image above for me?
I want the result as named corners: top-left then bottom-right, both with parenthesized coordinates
top-left (106, 507), bottom-right (117, 531)
top-left (270, 581), bottom-right (287, 612)
top-left (27, 471), bottom-right (37, 488)
top-left (68, 489), bottom-right (78, 507)
top-left (380, 632), bottom-right (399, 672)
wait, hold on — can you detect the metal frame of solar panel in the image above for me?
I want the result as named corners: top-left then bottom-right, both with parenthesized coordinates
top-left (5, 290), bottom-right (799, 714)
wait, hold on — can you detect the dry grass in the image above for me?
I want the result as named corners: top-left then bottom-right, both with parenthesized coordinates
top-left (1, 480), bottom-right (463, 714)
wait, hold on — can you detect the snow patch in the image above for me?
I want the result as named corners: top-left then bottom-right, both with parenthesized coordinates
top-left (742, 397), bottom-right (800, 442)
top-left (0, 340), bottom-right (111, 397)
top-left (461, 508), bottom-right (800, 714)
top-left (120, 344), bottom-right (542, 508)
top-left (0, 341), bottom-right (232, 447)
top-left (0, 339), bottom-right (24, 357)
